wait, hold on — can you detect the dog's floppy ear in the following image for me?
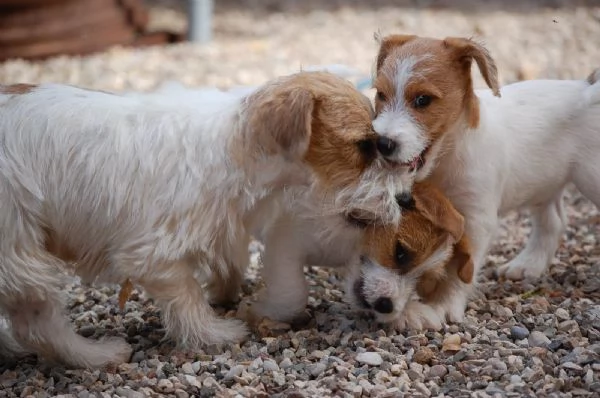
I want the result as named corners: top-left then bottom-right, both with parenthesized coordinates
top-left (448, 235), bottom-right (474, 284)
top-left (443, 37), bottom-right (500, 97)
top-left (412, 182), bottom-right (465, 244)
top-left (375, 34), bottom-right (417, 71)
top-left (253, 87), bottom-right (314, 159)
top-left (274, 88), bottom-right (314, 157)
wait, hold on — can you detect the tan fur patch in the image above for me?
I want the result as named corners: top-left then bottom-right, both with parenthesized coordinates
top-left (1, 84), bottom-right (37, 95)
top-left (362, 181), bottom-right (473, 299)
top-left (362, 181), bottom-right (463, 275)
top-left (240, 72), bottom-right (377, 191)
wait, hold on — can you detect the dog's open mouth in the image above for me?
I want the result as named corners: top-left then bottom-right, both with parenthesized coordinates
top-left (401, 145), bottom-right (430, 172)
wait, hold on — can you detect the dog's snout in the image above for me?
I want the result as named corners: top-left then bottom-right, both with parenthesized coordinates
top-left (395, 192), bottom-right (415, 210)
top-left (373, 297), bottom-right (394, 314)
top-left (375, 135), bottom-right (397, 157)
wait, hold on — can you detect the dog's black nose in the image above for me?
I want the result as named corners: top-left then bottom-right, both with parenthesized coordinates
top-left (395, 192), bottom-right (415, 210)
top-left (373, 297), bottom-right (394, 314)
top-left (375, 136), bottom-right (397, 157)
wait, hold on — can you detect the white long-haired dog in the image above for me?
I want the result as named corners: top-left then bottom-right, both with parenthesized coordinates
top-left (0, 71), bottom-right (408, 368)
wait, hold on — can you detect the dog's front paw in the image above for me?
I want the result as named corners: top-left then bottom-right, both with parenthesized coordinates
top-left (236, 300), bottom-right (294, 337)
top-left (80, 337), bottom-right (133, 368)
top-left (426, 290), bottom-right (468, 326)
top-left (392, 301), bottom-right (444, 331)
top-left (496, 255), bottom-right (548, 281)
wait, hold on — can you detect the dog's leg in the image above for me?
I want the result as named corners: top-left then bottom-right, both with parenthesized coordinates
top-left (203, 241), bottom-right (249, 307)
top-left (247, 221), bottom-right (309, 323)
top-left (432, 209), bottom-right (497, 324)
top-left (4, 291), bottom-right (132, 368)
top-left (205, 267), bottom-right (243, 307)
top-left (140, 259), bottom-right (248, 347)
top-left (497, 192), bottom-right (566, 280)
top-left (0, 220), bottom-right (131, 369)
top-left (0, 318), bottom-right (27, 359)
top-left (573, 161), bottom-right (600, 216)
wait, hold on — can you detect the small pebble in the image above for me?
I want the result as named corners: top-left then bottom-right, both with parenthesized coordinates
top-left (413, 347), bottom-right (435, 365)
top-left (528, 331), bottom-right (551, 348)
top-left (307, 362), bottom-right (327, 377)
top-left (356, 352), bottom-right (383, 366)
top-left (510, 326), bottom-right (530, 340)
top-left (427, 365), bottom-right (448, 379)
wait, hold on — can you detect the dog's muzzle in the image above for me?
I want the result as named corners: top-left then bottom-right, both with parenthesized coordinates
top-left (353, 261), bottom-right (395, 315)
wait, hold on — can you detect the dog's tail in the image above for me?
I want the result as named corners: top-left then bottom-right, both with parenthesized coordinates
top-left (585, 67), bottom-right (600, 105)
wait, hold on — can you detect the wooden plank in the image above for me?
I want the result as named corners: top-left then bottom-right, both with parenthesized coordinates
top-left (0, 4), bottom-right (127, 45)
top-left (0, 0), bottom-right (109, 29)
top-left (0, 25), bottom-right (135, 61)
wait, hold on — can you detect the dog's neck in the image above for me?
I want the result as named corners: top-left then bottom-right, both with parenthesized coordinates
top-left (417, 111), bottom-right (472, 185)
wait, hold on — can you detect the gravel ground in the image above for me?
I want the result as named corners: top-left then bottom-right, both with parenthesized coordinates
top-left (1, 1), bottom-right (600, 397)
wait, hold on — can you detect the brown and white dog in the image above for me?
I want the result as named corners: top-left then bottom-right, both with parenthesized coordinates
top-left (0, 71), bottom-right (409, 368)
top-left (369, 33), bottom-right (600, 328)
top-left (347, 181), bottom-right (474, 329)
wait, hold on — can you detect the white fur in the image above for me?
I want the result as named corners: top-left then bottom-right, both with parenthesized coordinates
top-left (372, 57), bottom-right (429, 165)
top-left (247, 206), bottom-right (366, 322)
top-left (374, 72), bottom-right (600, 326)
top-left (0, 72), bottom-right (402, 368)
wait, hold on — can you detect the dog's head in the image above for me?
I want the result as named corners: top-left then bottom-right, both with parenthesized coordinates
top-left (371, 34), bottom-right (500, 181)
top-left (347, 181), bottom-right (474, 323)
top-left (245, 71), bottom-right (416, 226)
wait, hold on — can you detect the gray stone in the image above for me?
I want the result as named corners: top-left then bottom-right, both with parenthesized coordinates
top-left (180, 362), bottom-right (195, 375)
top-left (307, 362), bottom-right (327, 377)
top-left (356, 352), bottom-right (383, 366)
top-left (510, 326), bottom-right (530, 340)
top-left (528, 331), bottom-right (551, 348)
top-left (262, 359), bottom-right (279, 372)
top-left (427, 365), bottom-right (448, 379)
top-left (224, 365), bottom-right (245, 380)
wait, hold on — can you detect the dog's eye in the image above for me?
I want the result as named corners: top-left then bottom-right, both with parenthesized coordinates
top-left (413, 94), bottom-right (432, 109)
top-left (376, 91), bottom-right (387, 102)
top-left (395, 241), bottom-right (413, 272)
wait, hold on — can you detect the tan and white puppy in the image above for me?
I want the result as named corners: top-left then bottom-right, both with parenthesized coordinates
top-left (347, 182), bottom-right (474, 329)
top-left (371, 33), bottom-right (600, 328)
top-left (0, 71), bottom-right (407, 368)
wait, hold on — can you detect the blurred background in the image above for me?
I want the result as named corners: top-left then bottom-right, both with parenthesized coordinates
top-left (0, 0), bottom-right (599, 95)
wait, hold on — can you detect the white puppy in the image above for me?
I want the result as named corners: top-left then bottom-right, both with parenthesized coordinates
top-left (369, 33), bottom-right (600, 328)
top-left (0, 71), bottom-right (405, 368)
